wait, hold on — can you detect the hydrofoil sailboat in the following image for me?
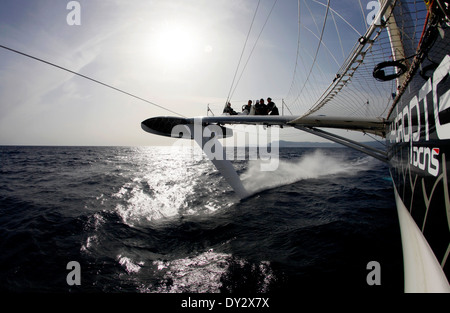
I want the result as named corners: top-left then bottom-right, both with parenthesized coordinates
top-left (142, 0), bottom-right (450, 292)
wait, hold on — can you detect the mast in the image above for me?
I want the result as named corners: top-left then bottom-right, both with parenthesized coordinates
top-left (291, 0), bottom-right (397, 121)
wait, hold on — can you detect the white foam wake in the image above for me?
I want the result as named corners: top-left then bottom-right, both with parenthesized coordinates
top-left (241, 150), bottom-right (371, 195)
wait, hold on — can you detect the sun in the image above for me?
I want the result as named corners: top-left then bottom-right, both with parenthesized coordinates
top-left (154, 21), bottom-right (200, 68)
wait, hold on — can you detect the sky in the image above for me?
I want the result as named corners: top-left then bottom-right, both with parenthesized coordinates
top-left (0, 0), bottom-right (378, 146)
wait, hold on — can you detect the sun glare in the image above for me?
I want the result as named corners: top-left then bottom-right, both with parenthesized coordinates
top-left (154, 22), bottom-right (200, 68)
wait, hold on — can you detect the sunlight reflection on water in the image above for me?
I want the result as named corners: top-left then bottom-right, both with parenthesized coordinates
top-left (111, 146), bottom-right (234, 226)
top-left (145, 250), bottom-right (276, 293)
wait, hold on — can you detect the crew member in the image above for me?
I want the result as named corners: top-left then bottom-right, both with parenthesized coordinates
top-left (259, 98), bottom-right (268, 115)
top-left (267, 97), bottom-right (279, 115)
top-left (242, 100), bottom-right (252, 114)
top-left (223, 102), bottom-right (237, 115)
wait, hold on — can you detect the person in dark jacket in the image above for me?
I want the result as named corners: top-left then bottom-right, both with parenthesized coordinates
top-left (254, 99), bottom-right (262, 115)
top-left (258, 98), bottom-right (268, 115)
top-left (223, 102), bottom-right (237, 115)
top-left (242, 100), bottom-right (252, 114)
top-left (267, 97), bottom-right (279, 115)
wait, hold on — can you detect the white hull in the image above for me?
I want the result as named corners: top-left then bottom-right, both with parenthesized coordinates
top-left (393, 182), bottom-right (450, 292)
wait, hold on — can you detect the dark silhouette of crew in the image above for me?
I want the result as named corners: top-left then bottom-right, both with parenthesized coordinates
top-left (267, 97), bottom-right (279, 115)
top-left (255, 98), bottom-right (268, 115)
top-left (242, 100), bottom-right (252, 114)
top-left (223, 102), bottom-right (237, 115)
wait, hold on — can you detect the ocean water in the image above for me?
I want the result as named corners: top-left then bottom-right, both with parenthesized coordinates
top-left (0, 145), bottom-right (403, 294)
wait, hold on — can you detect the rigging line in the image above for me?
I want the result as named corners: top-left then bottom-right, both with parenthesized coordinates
top-left (330, 10), bottom-right (345, 59)
top-left (287, 0), bottom-right (320, 105)
top-left (417, 0), bottom-right (433, 48)
top-left (311, 0), bottom-right (362, 36)
top-left (286, 0), bottom-right (302, 100)
top-left (291, 0), bottom-right (331, 105)
top-left (304, 0), bottom-right (321, 35)
top-left (364, 131), bottom-right (388, 148)
top-left (358, 0), bottom-right (368, 32)
top-left (229, 0), bottom-right (279, 100)
top-left (282, 99), bottom-right (294, 115)
top-left (226, 0), bottom-right (261, 105)
top-left (0, 44), bottom-right (186, 118)
top-left (436, 0), bottom-right (450, 21)
top-left (302, 25), bottom-right (341, 66)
